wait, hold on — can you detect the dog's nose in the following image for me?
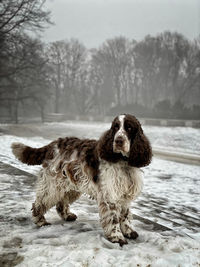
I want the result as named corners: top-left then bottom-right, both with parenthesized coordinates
top-left (115, 136), bottom-right (124, 146)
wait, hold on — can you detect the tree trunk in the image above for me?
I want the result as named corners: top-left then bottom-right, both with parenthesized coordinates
top-left (40, 105), bottom-right (44, 123)
top-left (55, 63), bottom-right (61, 113)
top-left (14, 100), bottom-right (19, 124)
top-left (55, 85), bottom-right (59, 113)
top-left (115, 76), bottom-right (121, 106)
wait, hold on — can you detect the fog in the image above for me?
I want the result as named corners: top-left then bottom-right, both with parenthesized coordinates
top-left (44, 0), bottom-right (200, 48)
top-left (0, 0), bottom-right (200, 123)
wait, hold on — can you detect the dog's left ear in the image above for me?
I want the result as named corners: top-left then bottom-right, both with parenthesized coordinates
top-left (128, 130), bottom-right (152, 168)
top-left (85, 147), bottom-right (99, 183)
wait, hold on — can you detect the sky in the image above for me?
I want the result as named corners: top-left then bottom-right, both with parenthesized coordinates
top-left (43, 0), bottom-right (200, 48)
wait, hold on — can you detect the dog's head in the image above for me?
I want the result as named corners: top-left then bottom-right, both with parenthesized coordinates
top-left (98, 114), bottom-right (152, 167)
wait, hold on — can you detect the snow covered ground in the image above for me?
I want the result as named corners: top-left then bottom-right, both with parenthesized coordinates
top-left (1, 120), bottom-right (200, 154)
top-left (0, 121), bottom-right (200, 266)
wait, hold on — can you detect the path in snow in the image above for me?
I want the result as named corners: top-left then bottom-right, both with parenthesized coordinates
top-left (0, 162), bottom-right (200, 267)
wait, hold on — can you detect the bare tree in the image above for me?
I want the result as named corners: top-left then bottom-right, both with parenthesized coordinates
top-left (0, 35), bottom-right (50, 123)
top-left (0, 0), bottom-right (51, 36)
top-left (0, 0), bottom-right (51, 77)
top-left (46, 41), bottom-right (66, 113)
top-left (182, 37), bottom-right (200, 104)
top-left (134, 32), bottom-right (191, 107)
top-left (0, 0), bottom-right (51, 122)
top-left (47, 39), bottom-right (88, 114)
top-left (93, 37), bottom-right (134, 111)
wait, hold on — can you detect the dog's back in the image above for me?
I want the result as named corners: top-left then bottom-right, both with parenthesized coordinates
top-left (11, 138), bottom-right (99, 181)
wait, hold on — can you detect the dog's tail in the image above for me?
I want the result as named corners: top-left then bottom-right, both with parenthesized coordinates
top-left (11, 142), bottom-right (50, 165)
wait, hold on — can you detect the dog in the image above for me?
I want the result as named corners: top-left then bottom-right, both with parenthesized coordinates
top-left (11, 114), bottom-right (152, 246)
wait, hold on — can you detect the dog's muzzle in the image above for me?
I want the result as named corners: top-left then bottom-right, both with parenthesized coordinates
top-left (113, 135), bottom-right (130, 156)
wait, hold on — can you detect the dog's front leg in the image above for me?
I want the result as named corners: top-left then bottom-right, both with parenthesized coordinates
top-left (120, 205), bottom-right (138, 239)
top-left (97, 195), bottom-right (127, 246)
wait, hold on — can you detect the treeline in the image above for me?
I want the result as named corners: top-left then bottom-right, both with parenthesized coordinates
top-left (0, 1), bottom-right (200, 123)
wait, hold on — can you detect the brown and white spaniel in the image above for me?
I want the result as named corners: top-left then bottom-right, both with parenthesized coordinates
top-left (11, 114), bottom-right (152, 246)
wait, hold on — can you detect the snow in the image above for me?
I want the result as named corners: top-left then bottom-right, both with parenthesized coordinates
top-left (0, 134), bottom-right (50, 174)
top-left (1, 120), bottom-right (199, 153)
top-left (1, 169), bottom-right (200, 267)
top-left (0, 121), bottom-right (200, 266)
top-left (143, 125), bottom-right (200, 155)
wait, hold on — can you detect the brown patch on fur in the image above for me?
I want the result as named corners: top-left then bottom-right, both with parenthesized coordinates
top-left (66, 191), bottom-right (81, 204)
top-left (56, 202), bottom-right (64, 217)
top-left (112, 215), bottom-right (119, 224)
top-left (57, 137), bottom-right (99, 182)
top-left (121, 209), bottom-right (129, 222)
top-left (31, 203), bottom-right (46, 217)
top-left (11, 141), bottom-right (56, 166)
top-left (109, 203), bottom-right (116, 210)
top-left (56, 201), bottom-right (77, 221)
top-left (66, 161), bottom-right (80, 184)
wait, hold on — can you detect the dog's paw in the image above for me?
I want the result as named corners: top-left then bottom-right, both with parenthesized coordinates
top-left (124, 230), bottom-right (138, 240)
top-left (108, 237), bottom-right (128, 247)
top-left (107, 234), bottom-right (128, 247)
top-left (37, 221), bottom-right (51, 227)
top-left (65, 213), bottom-right (77, 221)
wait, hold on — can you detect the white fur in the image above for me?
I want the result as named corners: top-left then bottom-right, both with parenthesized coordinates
top-left (96, 160), bottom-right (143, 242)
top-left (113, 115), bottom-right (130, 156)
top-left (98, 160), bottom-right (143, 203)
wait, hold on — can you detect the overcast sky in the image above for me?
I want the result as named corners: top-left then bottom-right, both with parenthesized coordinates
top-left (43, 0), bottom-right (200, 48)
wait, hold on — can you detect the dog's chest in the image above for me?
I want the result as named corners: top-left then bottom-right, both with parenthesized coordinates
top-left (99, 161), bottom-right (143, 202)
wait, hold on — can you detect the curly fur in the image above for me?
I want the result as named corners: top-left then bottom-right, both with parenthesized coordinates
top-left (11, 114), bottom-right (152, 246)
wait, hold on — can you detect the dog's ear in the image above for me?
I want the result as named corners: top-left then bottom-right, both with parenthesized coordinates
top-left (128, 130), bottom-right (152, 168)
top-left (85, 147), bottom-right (99, 183)
top-left (97, 130), bottom-right (115, 162)
top-left (98, 128), bottom-right (123, 163)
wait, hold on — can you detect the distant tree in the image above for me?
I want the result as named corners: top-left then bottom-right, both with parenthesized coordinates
top-left (182, 37), bottom-right (200, 105)
top-left (0, 35), bottom-right (50, 123)
top-left (134, 32), bottom-right (191, 107)
top-left (0, 0), bottom-right (51, 78)
top-left (47, 39), bottom-right (88, 114)
top-left (62, 39), bottom-right (87, 113)
top-left (0, 0), bottom-right (51, 122)
top-left (46, 41), bottom-right (65, 113)
top-left (157, 32), bottom-right (190, 102)
top-left (93, 37), bottom-right (135, 108)
top-left (91, 49), bottom-right (113, 115)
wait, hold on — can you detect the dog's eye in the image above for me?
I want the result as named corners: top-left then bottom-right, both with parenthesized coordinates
top-left (126, 125), bottom-right (132, 132)
top-left (114, 123), bottom-right (119, 130)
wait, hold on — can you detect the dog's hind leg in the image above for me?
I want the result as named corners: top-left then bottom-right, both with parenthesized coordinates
top-left (31, 202), bottom-right (51, 227)
top-left (56, 190), bottom-right (81, 221)
top-left (32, 170), bottom-right (58, 227)
top-left (56, 201), bottom-right (77, 221)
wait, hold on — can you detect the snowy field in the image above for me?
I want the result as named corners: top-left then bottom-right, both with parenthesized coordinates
top-left (0, 121), bottom-right (200, 266)
top-left (0, 120), bottom-right (200, 154)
